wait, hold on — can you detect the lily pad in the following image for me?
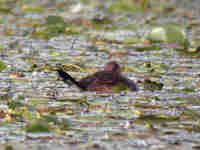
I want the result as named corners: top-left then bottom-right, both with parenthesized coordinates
top-left (0, 60), bottom-right (6, 72)
top-left (148, 27), bottom-right (167, 42)
top-left (109, 0), bottom-right (145, 12)
top-left (21, 5), bottom-right (44, 12)
top-left (25, 120), bottom-right (50, 132)
top-left (148, 24), bottom-right (190, 49)
top-left (46, 16), bottom-right (65, 25)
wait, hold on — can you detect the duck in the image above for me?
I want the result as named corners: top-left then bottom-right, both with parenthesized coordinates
top-left (56, 61), bottom-right (137, 92)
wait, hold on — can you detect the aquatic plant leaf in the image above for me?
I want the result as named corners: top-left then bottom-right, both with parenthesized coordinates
top-left (148, 27), bottom-right (167, 42)
top-left (143, 79), bottom-right (163, 91)
top-left (134, 102), bottom-right (162, 109)
top-left (112, 82), bottom-right (130, 92)
top-left (0, 60), bottom-right (6, 71)
top-left (141, 0), bottom-right (149, 9)
top-left (166, 25), bottom-right (188, 46)
top-left (109, 0), bottom-right (144, 12)
top-left (46, 15), bottom-right (65, 25)
top-left (76, 114), bottom-right (106, 121)
top-left (29, 15), bottom-right (69, 38)
top-left (7, 100), bottom-right (24, 109)
top-left (123, 36), bottom-right (141, 44)
top-left (148, 25), bottom-right (190, 49)
top-left (4, 113), bottom-right (12, 123)
top-left (173, 87), bottom-right (195, 93)
top-left (65, 26), bottom-right (81, 34)
top-left (135, 114), bottom-right (179, 124)
top-left (21, 5), bottom-right (44, 12)
top-left (0, 7), bottom-right (12, 14)
top-left (25, 120), bottom-right (50, 132)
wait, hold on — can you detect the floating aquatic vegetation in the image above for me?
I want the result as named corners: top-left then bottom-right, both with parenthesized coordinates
top-left (21, 4), bottom-right (44, 12)
top-left (25, 119), bottom-right (50, 132)
top-left (0, 60), bottom-right (6, 71)
top-left (143, 79), bottom-right (163, 91)
top-left (147, 24), bottom-right (190, 49)
top-left (109, 0), bottom-right (149, 12)
top-left (30, 15), bottom-right (81, 39)
top-left (112, 82), bottom-right (130, 92)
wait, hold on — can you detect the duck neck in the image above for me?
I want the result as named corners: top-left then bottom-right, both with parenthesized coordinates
top-left (66, 75), bottom-right (86, 91)
top-left (57, 69), bottom-right (86, 91)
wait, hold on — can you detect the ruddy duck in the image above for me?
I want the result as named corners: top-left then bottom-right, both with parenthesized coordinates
top-left (56, 61), bottom-right (137, 91)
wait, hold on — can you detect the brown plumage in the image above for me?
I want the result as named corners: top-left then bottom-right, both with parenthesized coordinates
top-left (56, 61), bottom-right (137, 92)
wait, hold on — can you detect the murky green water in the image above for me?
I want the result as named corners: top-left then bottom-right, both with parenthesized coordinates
top-left (0, 0), bottom-right (200, 149)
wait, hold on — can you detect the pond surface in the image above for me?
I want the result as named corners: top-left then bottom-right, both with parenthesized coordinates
top-left (1, 0), bottom-right (200, 149)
